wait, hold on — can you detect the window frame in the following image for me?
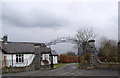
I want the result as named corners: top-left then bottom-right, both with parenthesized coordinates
top-left (16, 54), bottom-right (24, 63)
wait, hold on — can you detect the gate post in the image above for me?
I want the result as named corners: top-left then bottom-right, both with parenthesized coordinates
top-left (88, 40), bottom-right (96, 68)
top-left (34, 44), bottom-right (41, 70)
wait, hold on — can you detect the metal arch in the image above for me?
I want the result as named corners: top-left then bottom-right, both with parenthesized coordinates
top-left (45, 37), bottom-right (79, 46)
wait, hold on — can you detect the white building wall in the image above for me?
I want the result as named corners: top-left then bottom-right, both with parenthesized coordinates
top-left (55, 56), bottom-right (58, 64)
top-left (41, 54), bottom-right (50, 65)
top-left (41, 54), bottom-right (58, 65)
top-left (4, 54), bottom-right (12, 67)
top-left (3, 54), bottom-right (35, 67)
top-left (53, 56), bottom-right (58, 64)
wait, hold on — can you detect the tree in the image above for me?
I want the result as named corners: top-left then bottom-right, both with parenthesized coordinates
top-left (98, 37), bottom-right (118, 62)
top-left (75, 27), bottom-right (96, 54)
top-left (99, 36), bottom-right (108, 47)
top-left (66, 51), bottom-right (76, 56)
top-left (74, 27), bottom-right (96, 67)
top-left (98, 39), bottom-right (118, 57)
top-left (99, 36), bottom-right (117, 48)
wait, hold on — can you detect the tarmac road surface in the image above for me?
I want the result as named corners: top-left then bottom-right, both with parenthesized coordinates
top-left (2, 63), bottom-right (118, 76)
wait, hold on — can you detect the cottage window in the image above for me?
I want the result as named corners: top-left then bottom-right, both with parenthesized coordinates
top-left (16, 54), bottom-right (24, 63)
top-left (44, 54), bottom-right (49, 60)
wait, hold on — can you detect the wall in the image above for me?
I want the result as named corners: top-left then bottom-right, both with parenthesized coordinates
top-left (41, 54), bottom-right (58, 65)
top-left (53, 56), bottom-right (58, 64)
top-left (41, 54), bottom-right (51, 65)
top-left (96, 63), bottom-right (120, 70)
top-left (2, 53), bottom-right (51, 73)
top-left (2, 57), bottom-right (35, 73)
top-left (3, 54), bottom-right (35, 67)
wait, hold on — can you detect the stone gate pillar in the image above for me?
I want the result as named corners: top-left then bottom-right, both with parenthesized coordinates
top-left (89, 48), bottom-right (97, 67)
top-left (34, 44), bottom-right (41, 70)
top-left (88, 40), bottom-right (97, 67)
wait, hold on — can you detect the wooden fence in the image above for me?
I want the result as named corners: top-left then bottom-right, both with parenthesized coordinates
top-left (59, 54), bottom-right (79, 63)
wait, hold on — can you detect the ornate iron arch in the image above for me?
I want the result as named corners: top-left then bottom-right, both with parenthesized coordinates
top-left (45, 37), bottom-right (79, 46)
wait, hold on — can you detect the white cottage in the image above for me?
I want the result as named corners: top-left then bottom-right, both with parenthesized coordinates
top-left (1, 42), bottom-right (35, 67)
top-left (1, 35), bottom-right (57, 68)
top-left (51, 50), bottom-right (58, 64)
top-left (41, 48), bottom-right (58, 65)
top-left (41, 47), bottom-right (51, 65)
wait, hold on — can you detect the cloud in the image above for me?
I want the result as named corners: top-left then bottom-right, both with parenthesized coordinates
top-left (1, 1), bottom-right (118, 53)
top-left (2, 3), bottom-right (70, 28)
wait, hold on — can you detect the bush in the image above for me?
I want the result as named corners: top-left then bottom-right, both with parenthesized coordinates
top-left (84, 52), bottom-right (90, 60)
top-left (99, 56), bottom-right (120, 63)
top-left (113, 57), bottom-right (120, 62)
top-left (80, 52), bottom-right (90, 65)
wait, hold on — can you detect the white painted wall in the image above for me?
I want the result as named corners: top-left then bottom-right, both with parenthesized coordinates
top-left (41, 54), bottom-right (50, 65)
top-left (2, 52), bottom-right (58, 67)
top-left (3, 54), bottom-right (35, 67)
top-left (41, 54), bottom-right (58, 65)
top-left (53, 56), bottom-right (58, 64)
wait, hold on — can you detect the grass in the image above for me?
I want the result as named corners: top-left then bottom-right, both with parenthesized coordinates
top-left (53, 63), bottom-right (68, 69)
top-left (76, 63), bottom-right (80, 67)
top-left (51, 63), bottom-right (80, 70)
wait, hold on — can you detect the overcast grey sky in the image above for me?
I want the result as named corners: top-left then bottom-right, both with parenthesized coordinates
top-left (0, 0), bottom-right (118, 54)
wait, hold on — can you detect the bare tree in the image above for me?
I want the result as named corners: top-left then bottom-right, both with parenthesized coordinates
top-left (99, 36), bottom-right (117, 47)
top-left (74, 27), bottom-right (96, 67)
top-left (76, 27), bottom-right (96, 42)
top-left (99, 36), bottom-right (108, 47)
top-left (66, 51), bottom-right (76, 56)
top-left (98, 37), bottom-right (118, 57)
top-left (75, 27), bottom-right (96, 54)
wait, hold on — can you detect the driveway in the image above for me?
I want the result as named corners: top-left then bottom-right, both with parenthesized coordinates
top-left (2, 63), bottom-right (118, 76)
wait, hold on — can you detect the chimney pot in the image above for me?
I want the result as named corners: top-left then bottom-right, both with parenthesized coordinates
top-left (3, 35), bottom-right (8, 44)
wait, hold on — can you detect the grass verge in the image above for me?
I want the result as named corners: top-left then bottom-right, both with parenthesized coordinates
top-left (53, 63), bottom-right (67, 69)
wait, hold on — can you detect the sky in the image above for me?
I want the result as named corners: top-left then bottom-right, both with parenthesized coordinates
top-left (0, 0), bottom-right (119, 54)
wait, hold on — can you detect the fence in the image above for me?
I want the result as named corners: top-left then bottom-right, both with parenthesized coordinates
top-left (59, 54), bottom-right (79, 63)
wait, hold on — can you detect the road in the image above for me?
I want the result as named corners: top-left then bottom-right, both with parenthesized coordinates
top-left (2, 63), bottom-right (118, 76)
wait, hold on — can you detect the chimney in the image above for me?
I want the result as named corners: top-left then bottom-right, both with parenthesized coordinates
top-left (2, 35), bottom-right (8, 44)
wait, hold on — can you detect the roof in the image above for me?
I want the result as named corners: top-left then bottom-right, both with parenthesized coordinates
top-left (10, 41), bottom-right (46, 47)
top-left (51, 50), bottom-right (58, 56)
top-left (0, 41), bottom-right (51, 54)
top-left (2, 42), bottom-right (34, 54)
top-left (41, 47), bottom-right (51, 54)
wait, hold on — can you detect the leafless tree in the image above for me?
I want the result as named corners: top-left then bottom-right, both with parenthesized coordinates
top-left (66, 51), bottom-right (76, 56)
top-left (98, 37), bottom-right (118, 58)
top-left (99, 36), bottom-right (108, 48)
top-left (75, 27), bottom-right (96, 54)
top-left (74, 27), bottom-right (96, 67)
top-left (76, 27), bottom-right (96, 43)
top-left (99, 36), bottom-right (117, 48)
